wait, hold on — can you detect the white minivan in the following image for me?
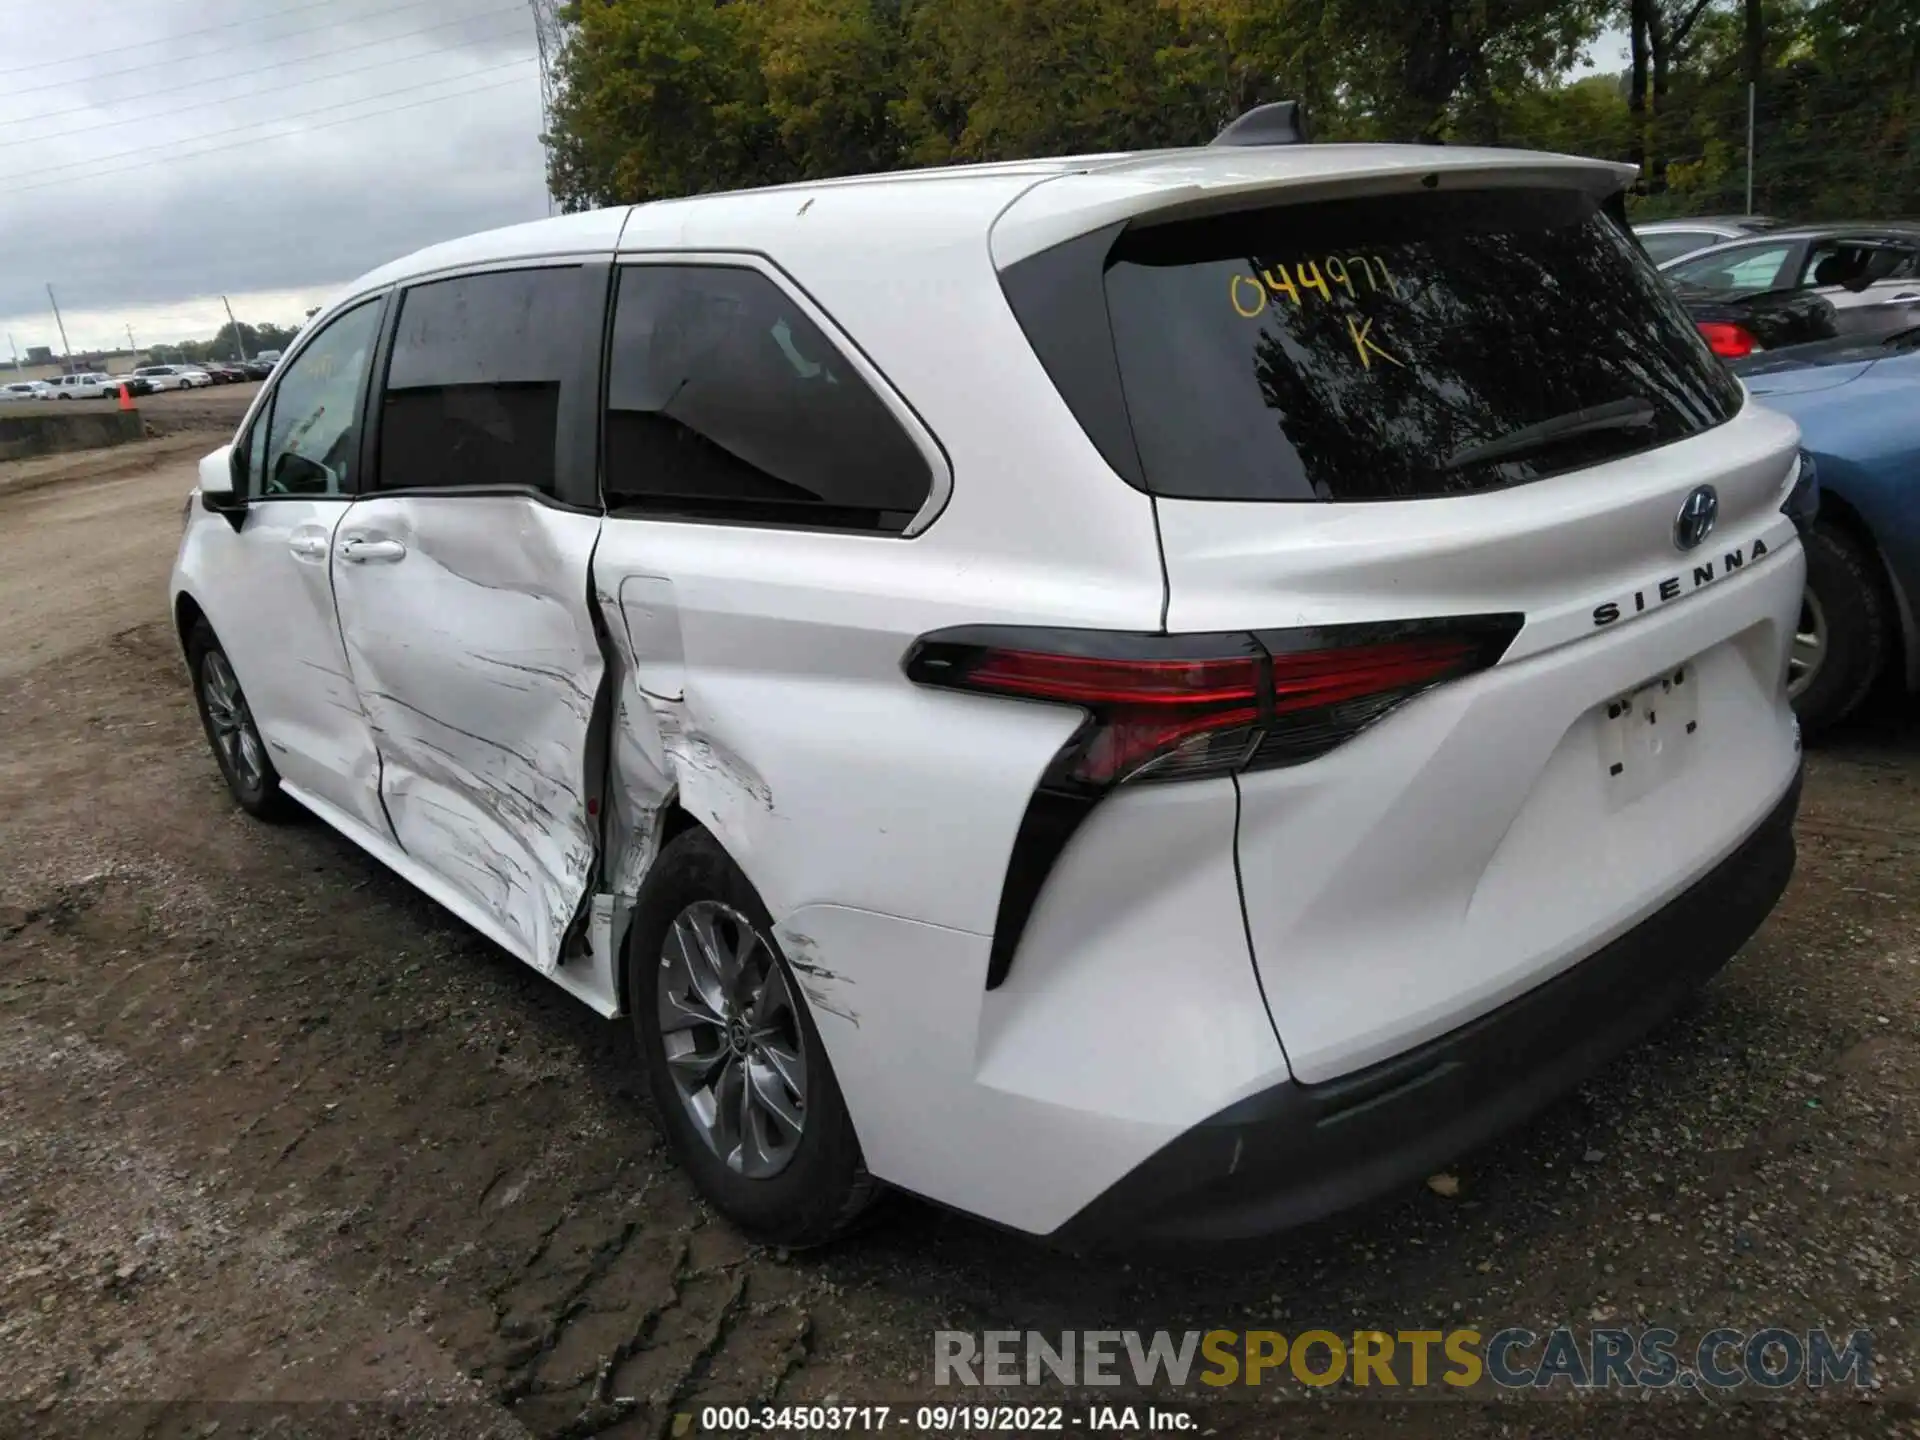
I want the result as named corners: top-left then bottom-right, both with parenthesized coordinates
top-left (170, 112), bottom-right (1811, 1247)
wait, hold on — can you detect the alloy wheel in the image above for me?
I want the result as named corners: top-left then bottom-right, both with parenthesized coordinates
top-left (656, 900), bottom-right (808, 1178)
top-left (1788, 590), bottom-right (1827, 700)
top-left (201, 649), bottom-right (267, 793)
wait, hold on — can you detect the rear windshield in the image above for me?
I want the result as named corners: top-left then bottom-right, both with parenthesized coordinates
top-left (1093, 188), bottom-right (1742, 501)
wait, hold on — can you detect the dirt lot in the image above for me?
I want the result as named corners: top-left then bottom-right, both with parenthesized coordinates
top-left (51, 380), bottom-right (263, 434)
top-left (1, 442), bottom-right (1917, 1439)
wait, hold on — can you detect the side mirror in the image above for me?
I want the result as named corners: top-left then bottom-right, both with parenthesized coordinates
top-left (198, 443), bottom-right (245, 524)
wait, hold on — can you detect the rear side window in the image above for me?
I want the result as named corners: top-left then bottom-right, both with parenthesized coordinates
top-left (1011, 187), bottom-right (1743, 502)
top-left (376, 266), bottom-right (583, 495)
top-left (602, 264), bottom-right (931, 530)
top-left (1667, 241), bottom-right (1797, 295)
top-left (1637, 230), bottom-right (1719, 264)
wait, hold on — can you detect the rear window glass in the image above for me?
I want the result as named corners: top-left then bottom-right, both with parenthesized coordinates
top-left (1099, 188), bottom-right (1742, 502)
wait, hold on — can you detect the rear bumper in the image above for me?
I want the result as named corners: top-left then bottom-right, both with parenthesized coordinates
top-left (1052, 764), bottom-right (1801, 1249)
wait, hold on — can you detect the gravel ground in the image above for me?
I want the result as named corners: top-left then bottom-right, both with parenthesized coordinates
top-left (0, 449), bottom-right (1915, 1439)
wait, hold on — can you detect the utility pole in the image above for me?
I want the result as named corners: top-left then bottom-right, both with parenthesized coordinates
top-left (1744, 83), bottom-right (1757, 216)
top-left (221, 295), bottom-right (250, 362)
top-left (125, 323), bottom-right (136, 357)
top-left (46, 285), bottom-right (73, 371)
top-left (6, 332), bottom-right (17, 372)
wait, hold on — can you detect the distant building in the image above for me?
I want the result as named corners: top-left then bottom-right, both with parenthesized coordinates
top-left (13, 351), bottom-right (144, 382)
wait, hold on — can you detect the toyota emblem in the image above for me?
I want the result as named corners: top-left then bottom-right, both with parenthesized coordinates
top-left (1674, 485), bottom-right (1719, 552)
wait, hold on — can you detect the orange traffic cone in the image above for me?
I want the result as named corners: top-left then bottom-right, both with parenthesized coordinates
top-left (117, 383), bottom-right (133, 411)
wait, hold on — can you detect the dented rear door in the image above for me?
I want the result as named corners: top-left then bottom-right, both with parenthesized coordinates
top-left (330, 262), bottom-right (612, 972)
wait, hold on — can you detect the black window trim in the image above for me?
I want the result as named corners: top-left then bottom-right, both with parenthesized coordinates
top-left (601, 249), bottom-right (953, 538)
top-left (361, 257), bottom-right (611, 514)
top-left (233, 288), bottom-right (392, 505)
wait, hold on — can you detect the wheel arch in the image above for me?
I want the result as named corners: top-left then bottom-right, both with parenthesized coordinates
top-left (173, 590), bottom-right (208, 659)
top-left (1815, 484), bottom-right (1918, 691)
top-left (612, 798), bottom-right (707, 1017)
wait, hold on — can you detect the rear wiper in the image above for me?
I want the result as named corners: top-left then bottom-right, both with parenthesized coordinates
top-left (1445, 397), bottom-right (1658, 472)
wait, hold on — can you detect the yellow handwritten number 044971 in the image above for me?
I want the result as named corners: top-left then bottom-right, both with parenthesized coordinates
top-left (1231, 255), bottom-right (1406, 370)
top-left (1231, 254), bottom-right (1401, 317)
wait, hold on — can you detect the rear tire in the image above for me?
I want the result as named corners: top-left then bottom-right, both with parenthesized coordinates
top-left (1790, 520), bottom-right (1888, 736)
top-left (628, 829), bottom-right (879, 1246)
top-left (187, 620), bottom-right (293, 820)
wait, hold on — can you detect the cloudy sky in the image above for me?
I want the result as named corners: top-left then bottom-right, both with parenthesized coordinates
top-left (0, 0), bottom-right (550, 356)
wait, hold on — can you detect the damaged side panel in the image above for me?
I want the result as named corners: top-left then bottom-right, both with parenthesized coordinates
top-left (598, 576), bottom-right (676, 907)
top-left (331, 494), bottom-right (607, 973)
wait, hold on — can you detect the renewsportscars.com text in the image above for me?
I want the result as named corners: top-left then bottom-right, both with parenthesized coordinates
top-left (934, 1327), bottom-right (1873, 1391)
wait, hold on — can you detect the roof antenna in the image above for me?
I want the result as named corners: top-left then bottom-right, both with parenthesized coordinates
top-left (1210, 101), bottom-right (1311, 147)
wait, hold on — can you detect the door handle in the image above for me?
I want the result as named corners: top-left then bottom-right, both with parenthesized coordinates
top-left (339, 536), bottom-right (407, 564)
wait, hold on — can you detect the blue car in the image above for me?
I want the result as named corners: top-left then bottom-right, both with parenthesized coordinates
top-left (1734, 326), bottom-right (1920, 732)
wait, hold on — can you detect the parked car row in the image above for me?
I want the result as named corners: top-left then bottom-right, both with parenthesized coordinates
top-left (1638, 219), bottom-right (1920, 357)
top-left (1, 359), bottom-right (274, 403)
top-left (1642, 214), bottom-right (1920, 732)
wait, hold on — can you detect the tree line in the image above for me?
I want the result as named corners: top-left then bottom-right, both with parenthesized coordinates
top-left (544, 0), bottom-right (1915, 220)
top-left (160, 319), bottom-right (303, 366)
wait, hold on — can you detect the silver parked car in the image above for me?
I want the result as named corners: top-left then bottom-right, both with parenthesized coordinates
top-left (1633, 215), bottom-right (1784, 265)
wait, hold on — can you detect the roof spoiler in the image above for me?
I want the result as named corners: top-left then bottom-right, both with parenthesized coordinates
top-left (1210, 101), bottom-right (1310, 147)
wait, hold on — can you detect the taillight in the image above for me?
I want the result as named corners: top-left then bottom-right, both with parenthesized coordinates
top-left (905, 617), bottom-right (1521, 988)
top-left (905, 618), bottom-right (1518, 791)
top-left (1698, 320), bottom-right (1758, 359)
top-left (919, 642), bottom-right (1263, 785)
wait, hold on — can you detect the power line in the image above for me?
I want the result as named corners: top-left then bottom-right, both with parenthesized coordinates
top-left (1, 56), bottom-right (537, 187)
top-left (0, 0), bottom-right (348, 78)
top-left (0, 0), bottom-right (462, 101)
top-left (1, 73), bottom-right (538, 197)
top-left (0, 13), bottom-right (529, 149)
top-left (9, 5), bottom-right (528, 127)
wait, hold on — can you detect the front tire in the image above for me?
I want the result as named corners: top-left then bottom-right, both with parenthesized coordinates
top-left (1790, 520), bottom-right (1889, 735)
top-left (187, 620), bottom-right (292, 819)
top-left (628, 829), bottom-right (878, 1246)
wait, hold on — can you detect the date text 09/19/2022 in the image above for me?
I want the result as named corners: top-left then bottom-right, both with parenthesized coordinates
top-left (693, 1405), bottom-right (1193, 1433)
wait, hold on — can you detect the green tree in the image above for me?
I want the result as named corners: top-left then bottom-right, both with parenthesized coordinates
top-left (753, 0), bottom-right (909, 176)
top-left (537, 0), bottom-right (1912, 220)
top-left (894, 0), bottom-right (1224, 163)
top-left (547, 0), bottom-right (770, 207)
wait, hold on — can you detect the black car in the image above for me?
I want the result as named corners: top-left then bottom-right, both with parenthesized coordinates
top-left (1661, 222), bottom-right (1920, 355)
top-left (1673, 284), bottom-right (1840, 358)
top-left (239, 359), bottom-right (274, 381)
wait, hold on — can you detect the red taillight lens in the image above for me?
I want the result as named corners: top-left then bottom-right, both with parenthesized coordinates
top-left (1266, 638), bottom-right (1480, 713)
top-left (1698, 320), bottom-right (1758, 359)
top-left (959, 651), bottom-right (1261, 708)
top-left (904, 620), bottom-right (1519, 790)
